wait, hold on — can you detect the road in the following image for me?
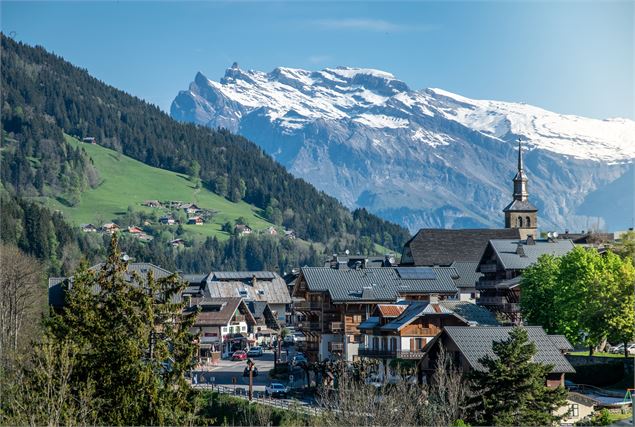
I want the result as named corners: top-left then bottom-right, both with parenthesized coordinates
top-left (191, 345), bottom-right (307, 393)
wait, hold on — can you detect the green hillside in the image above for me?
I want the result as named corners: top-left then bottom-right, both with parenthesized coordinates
top-left (41, 135), bottom-right (274, 240)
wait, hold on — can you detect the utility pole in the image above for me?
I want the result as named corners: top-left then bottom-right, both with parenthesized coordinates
top-left (247, 359), bottom-right (254, 401)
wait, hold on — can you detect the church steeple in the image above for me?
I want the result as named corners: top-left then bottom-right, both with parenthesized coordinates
top-left (503, 138), bottom-right (538, 239)
top-left (513, 138), bottom-right (529, 201)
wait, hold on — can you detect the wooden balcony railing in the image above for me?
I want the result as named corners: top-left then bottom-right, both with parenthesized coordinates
top-left (479, 264), bottom-right (498, 273)
top-left (358, 348), bottom-right (425, 359)
top-left (297, 321), bottom-right (321, 331)
top-left (329, 342), bottom-right (344, 352)
top-left (294, 301), bottom-right (322, 311)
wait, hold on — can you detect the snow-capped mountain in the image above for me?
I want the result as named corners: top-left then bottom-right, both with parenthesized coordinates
top-left (171, 64), bottom-right (635, 231)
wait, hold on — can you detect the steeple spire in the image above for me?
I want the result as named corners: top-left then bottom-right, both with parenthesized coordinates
top-left (512, 138), bottom-right (528, 202)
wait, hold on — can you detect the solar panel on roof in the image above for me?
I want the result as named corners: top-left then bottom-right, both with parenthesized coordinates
top-left (396, 267), bottom-right (436, 280)
top-left (213, 271), bottom-right (276, 280)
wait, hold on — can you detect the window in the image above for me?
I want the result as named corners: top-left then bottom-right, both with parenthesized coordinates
top-left (570, 404), bottom-right (579, 418)
top-left (221, 327), bottom-right (227, 333)
top-left (526, 216), bottom-right (531, 228)
top-left (517, 216), bottom-right (523, 227)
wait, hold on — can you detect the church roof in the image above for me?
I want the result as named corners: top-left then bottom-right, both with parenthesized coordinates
top-left (503, 199), bottom-right (538, 212)
top-left (401, 228), bottom-right (522, 266)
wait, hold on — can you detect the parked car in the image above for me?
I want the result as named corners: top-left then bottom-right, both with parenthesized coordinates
top-left (265, 383), bottom-right (288, 398)
top-left (243, 366), bottom-right (259, 377)
top-left (231, 350), bottom-right (247, 361)
top-left (609, 343), bottom-right (635, 354)
top-left (247, 346), bottom-right (263, 357)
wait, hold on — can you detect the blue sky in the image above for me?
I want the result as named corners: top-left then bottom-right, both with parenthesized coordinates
top-left (2, 1), bottom-right (633, 119)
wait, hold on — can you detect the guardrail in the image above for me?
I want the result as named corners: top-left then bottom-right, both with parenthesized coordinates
top-left (194, 383), bottom-right (321, 416)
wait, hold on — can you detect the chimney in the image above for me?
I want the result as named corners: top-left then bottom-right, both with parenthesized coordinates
top-left (526, 235), bottom-right (535, 245)
top-left (251, 275), bottom-right (257, 286)
top-left (516, 243), bottom-right (526, 257)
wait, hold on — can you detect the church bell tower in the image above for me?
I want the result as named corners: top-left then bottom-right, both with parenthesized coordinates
top-left (503, 139), bottom-right (538, 239)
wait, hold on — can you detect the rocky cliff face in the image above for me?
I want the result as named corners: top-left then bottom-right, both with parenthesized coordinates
top-left (171, 64), bottom-right (635, 232)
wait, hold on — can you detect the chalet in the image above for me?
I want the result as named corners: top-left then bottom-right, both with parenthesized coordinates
top-left (80, 223), bottom-right (97, 233)
top-left (137, 233), bottom-right (154, 242)
top-left (82, 137), bottom-right (96, 143)
top-left (266, 226), bottom-right (278, 235)
top-left (159, 216), bottom-right (176, 225)
top-left (101, 223), bottom-right (120, 234)
top-left (476, 237), bottom-right (575, 323)
top-left (184, 271), bottom-right (291, 325)
top-left (142, 200), bottom-right (162, 208)
top-left (292, 265), bottom-right (459, 362)
top-left (358, 299), bottom-right (498, 383)
top-left (180, 203), bottom-right (201, 214)
top-left (184, 297), bottom-right (257, 358)
top-left (127, 226), bottom-right (143, 234)
top-left (48, 262), bottom-right (175, 309)
top-left (419, 326), bottom-right (575, 387)
top-left (169, 238), bottom-right (185, 248)
top-left (283, 229), bottom-right (296, 239)
top-left (235, 224), bottom-right (252, 235)
top-left (187, 216), bottom-right (204, 225)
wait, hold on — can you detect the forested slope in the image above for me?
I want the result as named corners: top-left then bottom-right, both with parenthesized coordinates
top-left (0, 34), bottom-right (409, 251)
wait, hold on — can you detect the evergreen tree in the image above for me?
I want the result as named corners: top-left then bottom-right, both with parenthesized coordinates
top-left (46, 235), bottom-right (198, 425)
top-left (468, 327), bottom-right (567, 426)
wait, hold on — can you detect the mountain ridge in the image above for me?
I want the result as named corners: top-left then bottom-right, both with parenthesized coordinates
top-left (171, 64), bottom-right (635, 231)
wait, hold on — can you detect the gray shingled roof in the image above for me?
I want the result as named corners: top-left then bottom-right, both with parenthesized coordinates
top-left (451, 261), bottom-right (483, 288)
top-left (439, 301), bottom-right (500, 326)
top-left (48, 263), bottom-right (176, 307)
top-left (204, 271), bottom-right (291, 304)
top-left (548, 335), bottom-right (574, 352)
top-left (485, 239), bottom-right (575, 270)
top-left (300, 266), bottom-right (458, 302)
top-left (401, 229), bottom-right (522, 266)
top-left (442, 326), bottom-right (576, 373)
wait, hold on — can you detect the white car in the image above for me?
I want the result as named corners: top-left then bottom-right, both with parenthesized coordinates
top-left (265, 382), bottom-right (288, 398)
top-left (609, 343), bottom-right (635, 354)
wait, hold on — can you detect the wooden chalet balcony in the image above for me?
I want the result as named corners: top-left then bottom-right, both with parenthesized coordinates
top-left (231, 314), bottom-right (246, 323)
top-left (330, 321), bottom-right (343, 332)
top-left (476, 279), bottom-right (504, 289)
top-left (329, 341), bottom-right (344, 352)
top-left (294, 301), bottom-right (322, 311)
top-left (358, 348), bottom-right (425, 359)
top-left (479, 264), bottom-right (498, 274)
top-left (478, 296), bottom-right (508, 305)
top-left (297, 321), bottom-right (322, 332)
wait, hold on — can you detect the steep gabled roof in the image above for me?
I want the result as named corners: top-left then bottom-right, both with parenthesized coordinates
top-left (377, 300), bottom-right (499, 332)
top-left (440, 326), bottom-right (575, 373)
top-left (503, 199), bottom-right (538, 212)
top-left (481, 239), bottom-right (575, 270)
top-left (186, 297), bottom-right (256, 326)
top-left (299, 266), bottom-right (458, 302)
top-left (203, 271), bottom-right (291, 305)
top-left (548, 334), bottom-right (574, 352)
top-left (401, 228), bottom-right (522, 266)
top-left (450, 261), bottom-right (483, 289)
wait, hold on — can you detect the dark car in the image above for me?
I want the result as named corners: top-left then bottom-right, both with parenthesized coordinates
top-left (247, 346), bottom-right (263, 357)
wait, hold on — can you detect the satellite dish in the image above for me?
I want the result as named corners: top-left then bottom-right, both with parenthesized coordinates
top-left (122, 254), bottom-right (130, 262)
top-left (389, 257), bottom-right (396, 265)
top-left (547, 232), bottom-right (553, 238)
top-left (553, 232), bottom-right (559, 238)
top-left (345, 249), bottom-right (350, 255)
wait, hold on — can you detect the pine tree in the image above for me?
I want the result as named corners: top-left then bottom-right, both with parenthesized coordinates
top-left (468, 327), bottom-right (568, 426)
